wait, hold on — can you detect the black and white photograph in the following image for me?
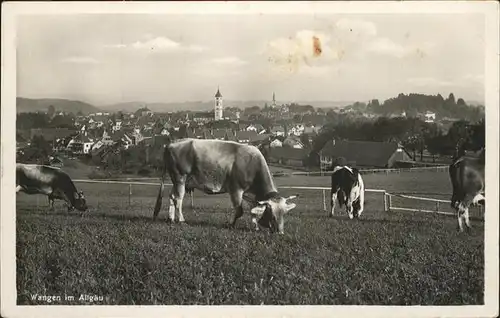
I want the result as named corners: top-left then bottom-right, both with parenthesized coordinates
top-left (1, 1), bottom-right (499, 317)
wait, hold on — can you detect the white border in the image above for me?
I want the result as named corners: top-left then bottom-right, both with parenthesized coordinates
top-left (2, 2), bottom-right (499, 318)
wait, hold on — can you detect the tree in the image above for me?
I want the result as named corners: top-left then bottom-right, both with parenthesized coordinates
top-left (469, 119), bottom-right (485, 151)
top-left (27, 135), bottom-right (53, 163)
top-left (47, 105), bottom-right (55, 118)
top-left (49, 114), bottom-right (74, 128)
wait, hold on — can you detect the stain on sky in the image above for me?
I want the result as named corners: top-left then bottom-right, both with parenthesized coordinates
top-left (312, 36), bottom-right (322, 57)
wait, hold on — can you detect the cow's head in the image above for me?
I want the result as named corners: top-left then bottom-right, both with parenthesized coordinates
top-left (73, 191), bottom-right (88, 211)
top-left (250, 195), bottom-right (298, 234)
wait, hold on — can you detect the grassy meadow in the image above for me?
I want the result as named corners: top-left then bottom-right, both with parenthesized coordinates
top-left (16, 170), bottom-right (484, 305)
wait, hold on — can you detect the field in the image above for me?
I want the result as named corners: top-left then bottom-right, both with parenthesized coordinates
top-left (16, 170), bottom-right (484, 305)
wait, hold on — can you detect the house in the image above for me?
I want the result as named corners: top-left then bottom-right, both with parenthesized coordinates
top-left (245, 124), bottom-right (265, 134)
top-left (111, 131), bottom-right (134, 150)
top-left (425, 111), bottom-right (436, 123)
top-left (268, 147), bottom-right (309, 167)
top-left (112, 120), bottom-right (122, 132)
top-left (66, 133), bottom-right (95, 154)
top-left (91, 130), bottom-right (115, 152)
top-left (48, 156), bottom-right (64, 167)
top-left (303, 124), bottom-right (319, 135)
top-left (192, 112), bottom-right (213, 124)
top-left (319, 140), bottom-right (413, 169)
top-left (270, 138), bottom-right (283, 148)
top-left (234, 130), bottom-right (259, 144)
top-left (288, 124), bottom-right (305, 136)
top-left (270, 125), bottom-right (286, 136)
top-left (283, 135), bottom-right (305, 149)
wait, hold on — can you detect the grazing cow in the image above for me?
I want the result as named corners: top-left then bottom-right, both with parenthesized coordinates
top-left (153, 138), bottom-right (298, 234)
top-left (16, 163), bottom-right (88, 212)
top-left (449, 156), bottom-right (485, 232)
top-left (330, 165), bottom-right (365, 219)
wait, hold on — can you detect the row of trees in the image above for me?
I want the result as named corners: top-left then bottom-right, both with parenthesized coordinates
top-left (311, 117), bottom-right (485, 162)
top-left (367, 93), bottom-right (484, 122)
top-left (17, 112), bottom-right (76, 130)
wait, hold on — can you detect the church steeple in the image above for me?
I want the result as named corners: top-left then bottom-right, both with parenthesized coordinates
top-left (272, 91), bottom-right (276, 108)
top-left (215, 86), bottom-right (222, 98)
top-left (214, 86), bottom-right (223, 121)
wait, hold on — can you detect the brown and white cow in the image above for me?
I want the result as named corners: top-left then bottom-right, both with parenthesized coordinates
top-left (330, 165), bottom-right (365, 219)
top-left (153, 138), bottom-right (298, 234)
top-left (449, 156), bottom-right (485, 232)
top-left (16, 163), bottom-right (88, 212)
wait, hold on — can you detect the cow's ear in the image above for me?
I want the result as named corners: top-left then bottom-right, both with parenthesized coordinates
top-left (257, 200), bottom-right (267, 205)
top-left (284, 203), bottom-right (296, 213)
top-left (250, 205), bottom-right (266, 217)
top-left (74, 192), bottom-right (80, 199)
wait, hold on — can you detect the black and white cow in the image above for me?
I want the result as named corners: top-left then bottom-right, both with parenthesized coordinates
top-left (153, 138), bottom-right (298, 234)
top-left (329, 165), bottom-right (365, 219)
top-left (16, 163), bottom-right (88, 211)
top-left (449, 156), bottom-right (485, 232)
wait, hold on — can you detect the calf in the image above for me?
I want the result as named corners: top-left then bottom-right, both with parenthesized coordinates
top-left (153, 138), bottom-right (298, 234)
top-left (16, 163), bottom-right (88, 212)
top-left (330, 165), bottom-right (365, 219)
top-left (449, 157), bottom-right (485, 232)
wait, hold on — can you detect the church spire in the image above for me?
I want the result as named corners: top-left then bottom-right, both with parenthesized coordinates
top-left (215, 86), bottom-right (222, 98)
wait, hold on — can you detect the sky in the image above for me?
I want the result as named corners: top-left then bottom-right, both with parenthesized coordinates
top-left (16, 13), bottom-right (485, 106)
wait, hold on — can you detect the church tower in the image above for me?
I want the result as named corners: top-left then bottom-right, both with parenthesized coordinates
top-left (272, 92), bottom-right (276, 108)
top-left (214, 87), bottom-right (223, 121)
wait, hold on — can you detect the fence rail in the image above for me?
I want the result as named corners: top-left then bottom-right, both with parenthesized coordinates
top-left (84, 165), bottom-right (450, 182)
top-left (70, 179), bottom-right (478, 220)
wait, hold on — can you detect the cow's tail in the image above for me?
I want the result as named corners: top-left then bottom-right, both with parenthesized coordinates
top-left (153, 143), bottom-right (171, 219)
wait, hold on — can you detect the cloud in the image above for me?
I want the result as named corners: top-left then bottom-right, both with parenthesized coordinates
top-left (131, 37), bottom-right (181, 50)
top-left (366, 37), bottom-right (435, 59)
top-left (60, 56), bottom-right (100, 64)
top-left (367, 37), bottom-right (408, 58)
top-left (212, 56), bottom-right (247, 66)
top-left (104, 36), bottom-right (206, 53)
top-left (335, 18), bottom-right (377, 37)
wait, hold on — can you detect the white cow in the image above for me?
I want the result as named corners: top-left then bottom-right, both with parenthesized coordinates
top-left (153, 138), bottom-right (298, 234)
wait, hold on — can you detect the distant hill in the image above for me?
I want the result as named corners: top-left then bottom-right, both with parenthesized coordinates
top-left (17, 97), bottom-right (100, 115)
top-left (101, 100), bottom-right (352, 113)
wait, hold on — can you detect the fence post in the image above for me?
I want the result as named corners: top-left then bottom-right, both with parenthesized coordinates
top-left (322, 189), bottom-right (327, 211)
top-left (435, 201), bottom-right (439, 213)
top-left (128, 183), bottom-right (132, 207)
top-left (383, 192), bottom-right (388, 212)
top-left (388, 194), bottom-right (392, 212)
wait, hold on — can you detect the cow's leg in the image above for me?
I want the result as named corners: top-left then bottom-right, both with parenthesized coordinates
top-left (16, 185), bottom-right (23, 193)
top-left (355, 190), bottom-right (364, 218)
top-left (174, 183), bottom-right (187, 223)
top-left (189, 190), bottom-right (194, 209)
top-left (346, 201), bottom-right (354, 220)
top-left (48, 195), bottom-right (55, 211)
top-left (463, 206), bottom-right (472, 232)
top-left (456, 202), bottom-right (466, 232)
top-left (167, 192), bottom-right (175, 223)
top-left (153, 183), bottom-right (165, 220)
top-left (230, 189), bottom-right (244, 228)
top-left (330, 190), bottom-right (338, 217)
